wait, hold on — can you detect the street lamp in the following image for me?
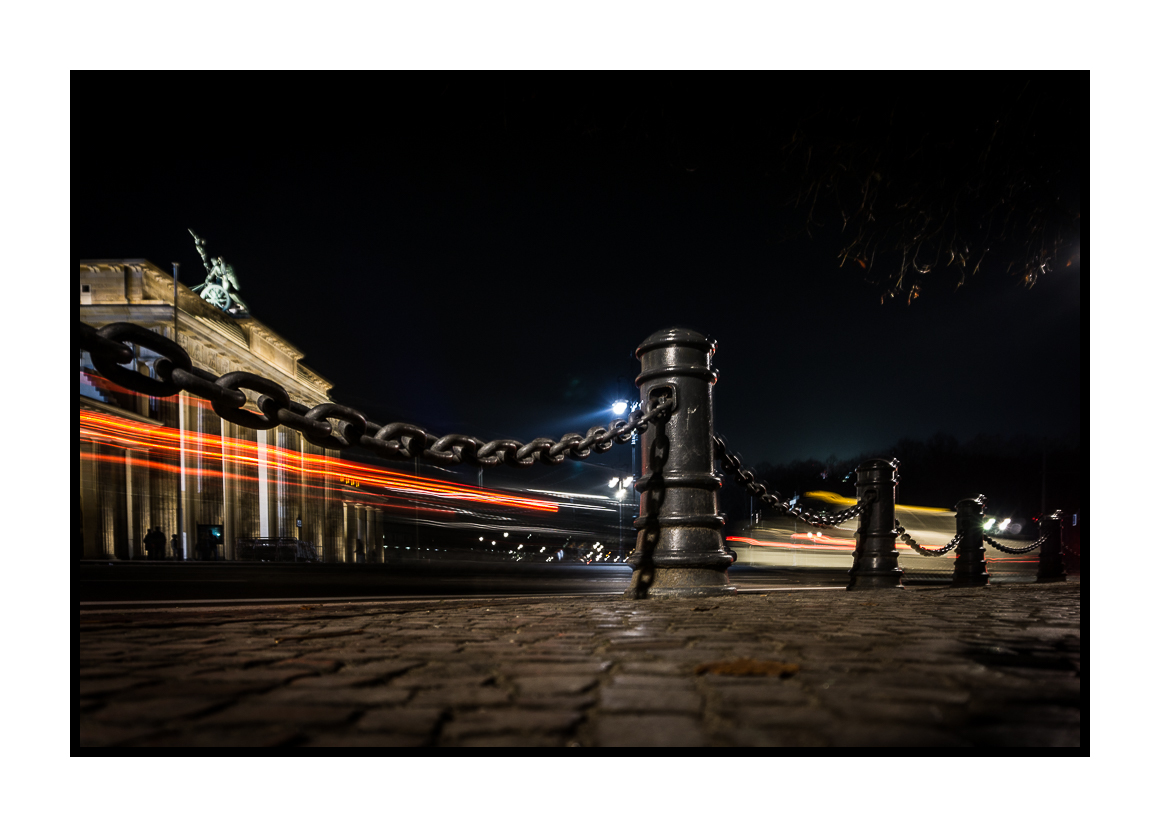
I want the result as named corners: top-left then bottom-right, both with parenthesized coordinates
top-left (609, 475), bottom-right (634, 557)
top-left (612, 376), bottom-right (641, 557)
top-left (613, 375), bottom-right (630, 418)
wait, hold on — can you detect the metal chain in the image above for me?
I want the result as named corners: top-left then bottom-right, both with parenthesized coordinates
top-left (895, 521), bottom-right (963, 557)
top-left (712, 434), bottom-right (867, 528)
top-left (983, 534), bottom-right (1050, 554)
top-left (80, 321), bottom-right (675, 468)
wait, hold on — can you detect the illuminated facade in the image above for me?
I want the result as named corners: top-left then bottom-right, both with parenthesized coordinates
top-left (79, 259), bottom-right (634, 565)
top-left (78, 259), bottom-right (374, 562)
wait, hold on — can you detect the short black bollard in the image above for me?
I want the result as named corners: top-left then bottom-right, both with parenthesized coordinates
top-left (625, 328), bottom-right (735, 598)
top-left (847, 458), bottom-right (904, 590)
top-left (952, 495), bottom-right (990, 587)
top-left (1036, 510), bottom-right (1066, 583)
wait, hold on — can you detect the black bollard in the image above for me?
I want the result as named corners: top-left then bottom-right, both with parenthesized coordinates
top-left (625, 328), bottom-right (735, 598)
top-left (847, 458), bottom-right (904, 590)
top-left (952, 495), bottom-right (989, 587)
top-left (1036, 510), bottom-right (1066, 583)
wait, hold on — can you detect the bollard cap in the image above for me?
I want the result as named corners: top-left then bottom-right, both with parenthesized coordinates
top-left (636, 328), bottom-right (716, 358)
top-left (956, 494), bottom-right (987, 514)
top-left (855, 458), bottom-right (898, 488)
top-left (857, 458), bottom-right (898, 472)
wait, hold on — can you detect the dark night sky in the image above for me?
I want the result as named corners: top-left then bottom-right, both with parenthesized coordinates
top-left (73, 73), bottom-right (1086, 495)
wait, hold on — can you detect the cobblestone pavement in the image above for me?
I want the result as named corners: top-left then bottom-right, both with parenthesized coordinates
top-left (77, 581), bottom-right (1083, 749)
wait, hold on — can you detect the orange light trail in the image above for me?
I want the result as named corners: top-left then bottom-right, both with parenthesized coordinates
top-left (80, 410), bottom-right (557, 513)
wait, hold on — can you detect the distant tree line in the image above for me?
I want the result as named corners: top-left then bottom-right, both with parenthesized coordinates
top-left (719, 430), bottom-right (1084, 530)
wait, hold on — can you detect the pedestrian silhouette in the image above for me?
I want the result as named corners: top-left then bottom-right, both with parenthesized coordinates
top-left (144, 527), bottom-right (164, 560)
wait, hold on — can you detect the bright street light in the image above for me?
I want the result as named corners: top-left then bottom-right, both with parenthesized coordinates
top-left (612, 400), bottom-right (628, 416)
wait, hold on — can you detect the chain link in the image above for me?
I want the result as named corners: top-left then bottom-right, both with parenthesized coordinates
top-left (713, 434), bottom-right (867, 528)
top-left (983, 534), bottom-right (1050, 554)
top-left (80, 322), bottom-right (133, 363)
top-left (895, 521), bottom-right (963, 557)
top-left (79, 321), bottom-right (674, 468)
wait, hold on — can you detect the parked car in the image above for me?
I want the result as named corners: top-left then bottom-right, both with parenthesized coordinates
top-left (235, 537), bottom-right (319, 563)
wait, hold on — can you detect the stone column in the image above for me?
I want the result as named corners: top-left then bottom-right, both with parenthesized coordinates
top-left (342, 501), bottom-right (355, 563)
top-left (125, 447), bottom-right (137, 559)
top-left (221, 419), bottom-right (235, 560)
top-left (177, 392), bottom-right (192, 559)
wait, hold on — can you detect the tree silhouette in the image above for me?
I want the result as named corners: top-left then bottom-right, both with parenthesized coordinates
top-left (429, 73), bottom-right (1085, 304)
top-left (775, 74), bottom-right (1086, 303)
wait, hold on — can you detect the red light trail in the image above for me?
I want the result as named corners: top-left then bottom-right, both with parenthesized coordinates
top-left (79, 409), bottom-right (558, 513)
top-left (728, 534), bottom-right (932, 554)
top-left (727, 535), bottom-right (1039, 561)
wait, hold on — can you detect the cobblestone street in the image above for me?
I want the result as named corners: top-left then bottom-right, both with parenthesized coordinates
top-left (77, 581), bottom-right (1083, 750)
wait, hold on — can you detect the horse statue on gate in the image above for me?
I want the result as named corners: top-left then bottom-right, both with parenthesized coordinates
top-left (188, 229), bottom-right (251, 318)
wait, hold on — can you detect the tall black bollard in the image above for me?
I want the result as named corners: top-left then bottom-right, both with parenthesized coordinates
top-left (847, 458), bottom-right (904, 590)
top-left (952, 495), bottom-right (989, 587)
top-left (1036, 510), bottom-right (1066, 583)
top-left (625, 328), bottom-right (735, 598)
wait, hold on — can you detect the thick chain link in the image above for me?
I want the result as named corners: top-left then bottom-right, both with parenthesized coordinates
top-left (713, 434), bottom-right (867, 528)
top-left (895, 521), bottom-right (963, 557)
top-left (80, 321), bottom-right (674, 468)
top-left (983, 534), bottom-right (1050, 554)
